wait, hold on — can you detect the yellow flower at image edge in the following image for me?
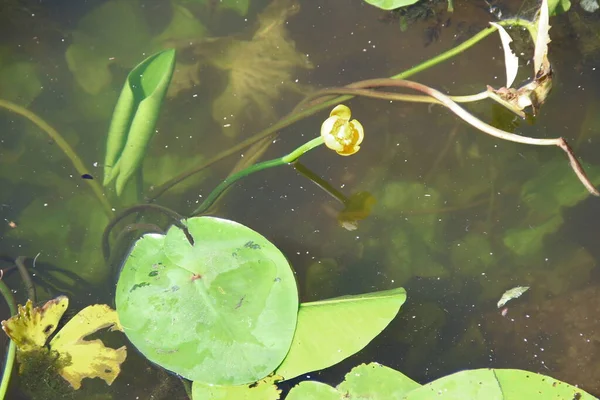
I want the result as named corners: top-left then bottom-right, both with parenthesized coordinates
top-left (321, 104), bottom-right (364, 156)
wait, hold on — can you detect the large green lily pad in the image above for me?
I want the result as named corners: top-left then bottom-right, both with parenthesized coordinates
top-left (115, 216), bottom-right (299, 385)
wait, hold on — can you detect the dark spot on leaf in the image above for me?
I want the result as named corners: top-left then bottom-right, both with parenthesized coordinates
top-left (191, 273), bottom-right (202, 281)
top-left (171, 285), bottom-right (180, 292)
top-left (244, 241), bottom-right (260, 250)
top-left (105, 369), bottom-right (112, 373)
top-left (274, 277), bottom-right (281, 282)
top-left (130, 282), bottom-right (150, 292)
top-left (553, 382), bottom-right (557, 387)
top-left (574, 393), bottom-right (582, 400)
top-left (232, 252), bottom-right (238, 257)
top-left (235, 296), bottom-right (246, 309)
top-left (81, 173), bottom-right (94, 180)
top-left (248, 381), bottom-right (258, 389)
top-left (148, 271), bottom-right (159, 277)
top-left (43, 325), bottom-right (54, 334)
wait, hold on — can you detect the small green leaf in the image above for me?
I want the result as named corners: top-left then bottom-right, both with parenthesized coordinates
top-left (338, 363), bottom-right (421, 399)
top-left (286, 381), bottom-right (339, 400)
top-left (103, 49), bottom-right (176, 195)
top-left (362, 0), bottom-right (420, 10)
top-left (275, 288), bottom-right (406, 381)
top-left (115, 216), bottom-right (298, 385)
top-left (547, 0), bottom-right (571, 15)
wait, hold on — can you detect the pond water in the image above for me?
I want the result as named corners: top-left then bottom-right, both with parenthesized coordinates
top-left (1, 0), bottom-right (600, 398)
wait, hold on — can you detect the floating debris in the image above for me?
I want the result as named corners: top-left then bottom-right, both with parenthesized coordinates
top-left (497, 286), bottom-right (530, 308)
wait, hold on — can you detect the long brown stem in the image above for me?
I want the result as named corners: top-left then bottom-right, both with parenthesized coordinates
top-left (305, 78), bottom-right (599, 196)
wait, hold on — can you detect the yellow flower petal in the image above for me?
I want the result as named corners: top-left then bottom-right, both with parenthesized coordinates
top-left (321, 116), bottom-right (344, 152)
top-left (329, 104), bottom-right (351, 120)
top-left (321, 104), bottom-right (364, 156)
top-left (349, 119), bottom-right (364, 146)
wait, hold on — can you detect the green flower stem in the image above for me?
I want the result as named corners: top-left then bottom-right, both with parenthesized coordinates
top-left (192, 137), bottom-right (324, 216)
top-left (0, 280), bottom-right (17, 400)
top-left (0, 100), bottom-right (114, 218)
top-left (281, 137), bottom-right (324, 163)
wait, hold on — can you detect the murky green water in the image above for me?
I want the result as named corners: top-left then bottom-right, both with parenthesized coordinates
top-left (1, 0), bottom-right (600, 398)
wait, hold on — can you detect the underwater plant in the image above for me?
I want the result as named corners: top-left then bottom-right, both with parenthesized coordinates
top-left (2, 0), bottom-right (600, 398)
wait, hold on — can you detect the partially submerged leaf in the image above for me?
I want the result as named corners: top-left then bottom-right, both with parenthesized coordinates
top-left (1, 297), bottom-right (68, 352)
top-left (490, 22), bottom-right (519, 88)
top-left (49, 304), bottom-right (126, 389)
top-left (497, 286), bottom-right (530, 308)
top-left (152, 4), bottom-right (206, 47)
top-left (503, 214), bottom-right (563, 257)
top-left (6, 192), bottom-right (111, 284)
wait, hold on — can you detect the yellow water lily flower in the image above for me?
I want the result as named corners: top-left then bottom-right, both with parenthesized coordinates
top-left (320, 104), bottom-right (364, 156)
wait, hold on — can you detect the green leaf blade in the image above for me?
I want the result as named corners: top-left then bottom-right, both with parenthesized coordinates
top-left (103, 49), bottom-right (176, 194)
top-left (275, 288), bottom-right (406, 380)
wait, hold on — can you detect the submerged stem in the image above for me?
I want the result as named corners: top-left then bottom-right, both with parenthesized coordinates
top-left (0, 280), bottom-right (17, 400)
top-left (0, 100), bottom-right (114, 218)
